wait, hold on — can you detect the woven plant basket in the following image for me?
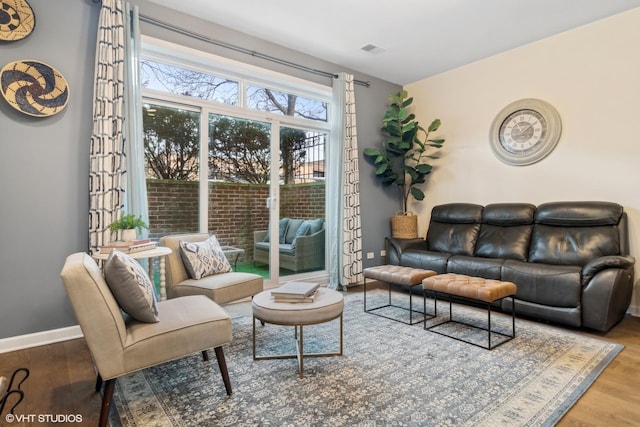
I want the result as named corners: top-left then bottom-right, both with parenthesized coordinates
top-left (391, 212), bottom-right (418, 239)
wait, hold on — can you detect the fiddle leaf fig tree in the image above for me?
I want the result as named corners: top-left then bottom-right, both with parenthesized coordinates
top-left (364, 90), bottom-right (445, 213)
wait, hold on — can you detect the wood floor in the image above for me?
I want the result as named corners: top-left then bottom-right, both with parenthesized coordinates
top-left (1, 289), bottom-right (639, 426)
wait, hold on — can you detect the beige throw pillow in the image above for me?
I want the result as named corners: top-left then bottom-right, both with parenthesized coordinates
top-left (179, 235), bottom-right (231, 280)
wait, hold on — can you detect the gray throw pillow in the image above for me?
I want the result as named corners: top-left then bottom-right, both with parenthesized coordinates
top-left (104, 250), bottom-right (159, 323)
top-left (306, 218), bottom-right (324, 234)
top-left (263, 218), bottom-right (290, 243)
top-left (179, 235), bottom-right (231, 280)
top-left (291, 221), bottom-right (312, 249)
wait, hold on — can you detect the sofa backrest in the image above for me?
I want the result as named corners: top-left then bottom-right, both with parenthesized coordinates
top-left (475, 203), bottom-right (535, 261)
top-left (528, 202), bottom-right (624, 265)
top-left (282, 218), bottom-right (324, 244)
top-left (426, 201), bottom-right (627, 266)
top-left (426, 203), bottom-right (482, 255)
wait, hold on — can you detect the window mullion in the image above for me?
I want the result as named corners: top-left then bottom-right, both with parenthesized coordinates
top-left (198, 107), bottom-right (209, 233)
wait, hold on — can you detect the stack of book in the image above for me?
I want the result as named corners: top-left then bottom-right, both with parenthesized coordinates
top-left (98, 239), bottom-right (158, 254)
top-left (271, 281), bottom-right (320, 303)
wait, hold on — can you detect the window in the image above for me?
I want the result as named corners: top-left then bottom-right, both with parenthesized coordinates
top-left (140, 36), bottom-right (332, 281)
top-left (141, 59), bottom-right (238, 105)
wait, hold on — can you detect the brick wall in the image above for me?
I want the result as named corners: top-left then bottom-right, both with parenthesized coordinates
top-left (147, 180), bottom-right (325, 262)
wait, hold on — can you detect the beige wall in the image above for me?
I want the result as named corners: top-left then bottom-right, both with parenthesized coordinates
top-left (404, 8), bottom-right (640, 315)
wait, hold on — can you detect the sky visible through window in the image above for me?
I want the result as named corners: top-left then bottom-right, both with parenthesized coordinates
top-left (141, 59), bottom-right (327, 122)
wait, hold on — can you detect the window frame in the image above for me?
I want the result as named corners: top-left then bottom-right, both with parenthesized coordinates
top-left (140, 35), bottom-right (333, 235)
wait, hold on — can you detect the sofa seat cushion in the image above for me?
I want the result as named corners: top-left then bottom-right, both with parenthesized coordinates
top-left (502, 297), bottom-right (581, 328)
top-left (255, 242), bottom-right (299, 256)
top-left (254, 241), bottom-right (269, 251)
top-left (502, 260), bottom-right (581, 307)
top-left (171, 272), bottom-right (264, 305)
top-left (446, 255), bottom-right (504, 279)
top-left (279, 243), bottom-right (296, 256)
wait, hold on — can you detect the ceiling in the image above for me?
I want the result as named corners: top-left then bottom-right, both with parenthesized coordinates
top-left (146, 0), bottom-right (640, 85)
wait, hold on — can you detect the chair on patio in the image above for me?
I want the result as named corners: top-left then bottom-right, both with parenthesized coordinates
top-left (60, 253), bottom-right (233, 427)
top-left (160, 233), bottom-right (263, 305)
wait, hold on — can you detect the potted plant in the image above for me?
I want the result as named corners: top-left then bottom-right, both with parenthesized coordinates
top-left (363, 90), bottom-right (445, 238)
top-left (108, 214), bottom-right (148, 242)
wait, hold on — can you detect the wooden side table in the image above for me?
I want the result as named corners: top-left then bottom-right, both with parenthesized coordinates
top-left (92, 247), bottom-right (172, 301)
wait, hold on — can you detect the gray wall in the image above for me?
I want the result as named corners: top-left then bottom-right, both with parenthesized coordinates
top-left (0, 0), bottom-right (399, 340)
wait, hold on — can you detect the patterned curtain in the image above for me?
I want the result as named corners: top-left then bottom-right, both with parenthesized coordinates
top-left (89, 0), bottom-right (145, 253)
top-left (327, 73), bottom-right (363, 290)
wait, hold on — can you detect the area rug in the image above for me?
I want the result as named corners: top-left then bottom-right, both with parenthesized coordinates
top-left (110, 290), bottom-right (623, 426)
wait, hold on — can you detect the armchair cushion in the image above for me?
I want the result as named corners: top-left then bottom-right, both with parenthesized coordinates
top-left (179, 235), bottom-right (231, 280)
top-left (104, 250), bottom-right (159, 323)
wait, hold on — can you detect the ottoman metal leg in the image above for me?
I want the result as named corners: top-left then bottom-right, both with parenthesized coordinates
top-left (253, 314), bottom-right (343, 378)
top-left (364, 277), bottom-right (434, 325)
top-left (424, 292), bottom-right (516, 350)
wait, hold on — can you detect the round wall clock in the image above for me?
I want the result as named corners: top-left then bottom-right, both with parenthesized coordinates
top-left (489, 98), bottom-right (562, 166)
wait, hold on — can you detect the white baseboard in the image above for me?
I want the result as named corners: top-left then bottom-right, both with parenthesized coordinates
top-left (0, 325), bottom-right (83, 354)
top-left (627, 304), bottom-right (639, 317)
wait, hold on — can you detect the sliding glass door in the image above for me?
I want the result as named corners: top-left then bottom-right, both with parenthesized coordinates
top-left (206, 114), bottom-right (327, 286)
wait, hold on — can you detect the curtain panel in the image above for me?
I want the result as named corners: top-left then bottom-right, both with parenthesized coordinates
top-left (327, 73), bottom-right (363, 290)
top-left (89, 0), bottom-right (146, 253)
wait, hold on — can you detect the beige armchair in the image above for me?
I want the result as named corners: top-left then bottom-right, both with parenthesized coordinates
top-left (160, 233), bottom-right (263, 304)
top-left (60, 253), bottom-right (233, 427)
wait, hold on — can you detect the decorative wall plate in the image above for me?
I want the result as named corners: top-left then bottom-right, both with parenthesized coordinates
top-left (1, 60), bottom-right (69, 117)
top-left (0, 0), bottom-right (36, 41)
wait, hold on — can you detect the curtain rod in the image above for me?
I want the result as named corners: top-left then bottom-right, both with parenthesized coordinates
top-left (138, 14), bottom-right (371, 88)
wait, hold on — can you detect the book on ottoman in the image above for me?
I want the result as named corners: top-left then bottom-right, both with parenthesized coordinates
top-left (271, 281), bottom-right (319, 302)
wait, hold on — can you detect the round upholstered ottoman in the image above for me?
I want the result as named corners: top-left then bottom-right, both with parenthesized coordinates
top-left (252, 287), bottom-right (344, 377)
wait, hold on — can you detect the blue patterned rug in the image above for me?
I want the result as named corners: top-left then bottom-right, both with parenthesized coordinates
top-left (111, 290), bottom-right (622, 426)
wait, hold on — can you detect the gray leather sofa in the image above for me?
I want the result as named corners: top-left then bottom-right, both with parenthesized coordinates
top-left (386, 202), bottom-right (635, 332)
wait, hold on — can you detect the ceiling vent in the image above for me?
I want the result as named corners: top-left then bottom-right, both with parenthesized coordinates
top-left (360, 43), bottom-right (386, 54)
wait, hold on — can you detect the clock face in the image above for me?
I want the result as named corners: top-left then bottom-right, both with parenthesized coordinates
top-left (499, 109), bottom-right (547, 154)
top-left (490, 99), bottom-right (561, 166)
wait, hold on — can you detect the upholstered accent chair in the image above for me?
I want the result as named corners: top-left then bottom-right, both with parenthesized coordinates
top-left (160, 233), bottom-right (264, 304)
top-left (60, 253), bottom-right (233, 427)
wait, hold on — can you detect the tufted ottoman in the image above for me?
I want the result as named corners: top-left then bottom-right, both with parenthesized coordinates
top-left (252, 287), bottom-right (344, 378)
top-left (363, 265), bottom-right (437, 324)
top-left (422, 273), bottom-right (517, 349)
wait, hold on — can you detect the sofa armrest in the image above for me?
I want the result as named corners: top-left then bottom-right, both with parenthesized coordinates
top-left (291, 229), bottom-right (325, 271)
top-left (581, 257), bottom-right (634, 331)
top-left (385, 237), bottom-right (426, 265)
top-left (254, 230), bottom-right (267, 244)
top-left (581, 255), bottom-right (635, 285)
top-left (294, 229), bottom-right (325, 253)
